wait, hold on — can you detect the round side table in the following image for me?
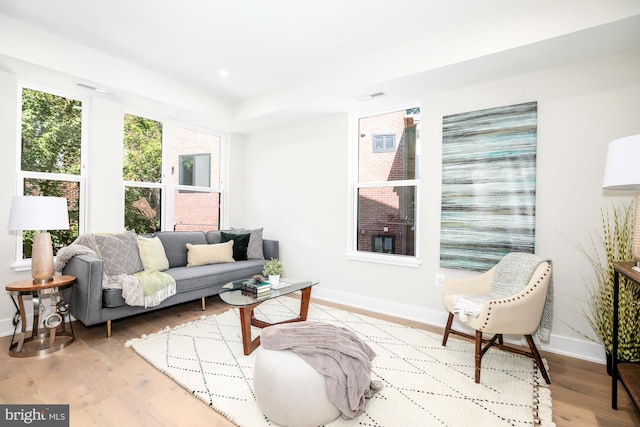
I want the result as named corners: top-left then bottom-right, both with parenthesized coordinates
top-left (5, 275), bottom-right (76, 357)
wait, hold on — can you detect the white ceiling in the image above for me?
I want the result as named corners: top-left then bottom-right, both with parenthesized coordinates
top-left (0, 0), bottom-right (639, 132)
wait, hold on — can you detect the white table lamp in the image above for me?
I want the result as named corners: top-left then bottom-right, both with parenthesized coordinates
top-left (602, 134), bottom-right (640, 266)
top-left (7, 196), bottom-right (70, 283)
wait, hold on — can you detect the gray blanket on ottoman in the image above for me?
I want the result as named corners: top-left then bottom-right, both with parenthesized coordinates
top-left (261, 322), bottom-right (383, 419)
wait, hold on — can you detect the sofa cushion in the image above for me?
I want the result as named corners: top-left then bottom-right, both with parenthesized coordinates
top-left (221, 231), bottom-right (250, 261)
top-left (137, 236), bottom-right (169, 272)
top-left (231, 227), bottom-right (264, 259)
top-left (186, 241), bottom-right (235, 267)
top-left (167, 259), bottom-right (268, 292)
top-left (103, 259), bottom-right (269, 307)
top-left (94, 230), bottom-right (143, 276)
top-left (154, 231), bottom-right (207, 268)
top-left (206, 230), bottom-right (222, 244)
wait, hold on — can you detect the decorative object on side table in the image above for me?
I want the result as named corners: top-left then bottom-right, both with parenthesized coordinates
top-left (7, 196), bottom-right (70, 283)
top-left (263, 258), bottom-right (284, 286)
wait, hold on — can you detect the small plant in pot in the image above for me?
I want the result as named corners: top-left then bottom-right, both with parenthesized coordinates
top-left (263, 258), bottom-right (284, 285)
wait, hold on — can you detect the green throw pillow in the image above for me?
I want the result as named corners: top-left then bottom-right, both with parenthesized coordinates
top-left (220, 231), bottom-right (250, 261)
top-left (231, 227), bottom-right (264, 259)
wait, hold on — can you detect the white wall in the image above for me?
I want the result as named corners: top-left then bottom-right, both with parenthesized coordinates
top-left (236, 49), bottom-right (640, 363)
top-left (86, 97), bottom-right (126, 232)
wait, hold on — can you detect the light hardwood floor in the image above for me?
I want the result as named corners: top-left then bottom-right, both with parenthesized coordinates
top-left (0, 296), bottom-right (638, 427)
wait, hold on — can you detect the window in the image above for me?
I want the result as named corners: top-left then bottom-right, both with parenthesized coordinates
top-left (171, 126), bottom-right (222, 231)
top-left (179, 153), bottom-right (211, 187)
top-left (372, 134), bottom-right (396, 152)
top-left (16, 86), bottom-right (85, 262)
top-left (349, 105), bottom-right (420, 265)
top-left (372, 235), bottom-right (395, 253)
top-left (123, 114), bottom-right (163, 233)
top-left (123, 115), bottom-right (223, 233)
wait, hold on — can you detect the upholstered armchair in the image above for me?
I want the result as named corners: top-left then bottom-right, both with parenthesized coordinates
top-left (441, 253), bottom-right (552, 384)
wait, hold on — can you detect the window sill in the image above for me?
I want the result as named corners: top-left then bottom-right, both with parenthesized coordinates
top-left (344, 251), bottom-right (421, 268)
top-left (11, 259), bottom-right (32, 272)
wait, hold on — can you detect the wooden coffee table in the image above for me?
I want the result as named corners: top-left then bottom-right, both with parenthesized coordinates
top-left (219, 278), bottom-right (318, 355)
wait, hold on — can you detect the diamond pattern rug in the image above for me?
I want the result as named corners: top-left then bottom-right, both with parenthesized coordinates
top-left (125, 297), bottom-right (554, 426)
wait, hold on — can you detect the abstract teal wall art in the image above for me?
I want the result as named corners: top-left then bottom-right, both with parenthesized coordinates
top-left (440, 101), bottom-right (537, 271)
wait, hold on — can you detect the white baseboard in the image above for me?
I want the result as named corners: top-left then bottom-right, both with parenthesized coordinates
top-left (0, 318), bottom-right (14, 338)
top-left (312, 286), bottom-right (607, 365)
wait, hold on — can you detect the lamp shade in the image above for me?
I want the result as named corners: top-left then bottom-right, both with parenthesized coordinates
top-left (7, 196), bottom-right (70, 231)
top-left (602, 134), bottom-right (640, 190)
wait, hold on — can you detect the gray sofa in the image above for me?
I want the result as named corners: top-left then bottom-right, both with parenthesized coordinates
top-left (62, 230), bottom-right (279, 337)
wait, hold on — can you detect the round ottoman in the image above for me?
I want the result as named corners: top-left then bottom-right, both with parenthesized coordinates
top-left (253, 347), bottom-right (341, 427)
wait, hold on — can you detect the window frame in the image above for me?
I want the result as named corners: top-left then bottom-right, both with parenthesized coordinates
top-left (346, 103), bottom-right (421, 267)
top-left (12, 82), bottom-right (88, 270)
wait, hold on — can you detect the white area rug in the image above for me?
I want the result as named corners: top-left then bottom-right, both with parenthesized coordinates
top-left (125, 298), bottom-right (554, 427)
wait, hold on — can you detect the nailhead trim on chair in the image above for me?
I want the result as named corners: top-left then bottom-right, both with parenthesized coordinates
top-left (479, 263), bottom-right (550, 331)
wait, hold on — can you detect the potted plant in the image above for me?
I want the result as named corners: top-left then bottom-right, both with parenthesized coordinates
top-left (263, 258), bottom-right (284, 285)
top-left (578, 202), bottom-right (640, 371)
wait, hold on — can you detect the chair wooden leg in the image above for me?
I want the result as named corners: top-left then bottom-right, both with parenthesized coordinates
top-left (106, 320), bottom-right (112, 338)
top-left (442, 313), bottom-right (454, 346)
top-left (201, 296), bottom-right (206, 311)
top-left (475, 330), bottom-right (483, 383)
top-left (525, 335), bottom-right (551, 384)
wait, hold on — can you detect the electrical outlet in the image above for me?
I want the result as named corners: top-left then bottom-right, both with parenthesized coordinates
top-left (435, 274), bottom-right (445, 287)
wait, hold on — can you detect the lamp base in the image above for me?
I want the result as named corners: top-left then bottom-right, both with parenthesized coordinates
top-left (31, 232), bottom-right (55, 284)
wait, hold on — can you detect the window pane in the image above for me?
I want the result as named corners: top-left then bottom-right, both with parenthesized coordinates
top-left (359, 109), bottom-right (419, 181)
top-left (179, 153), bottom-right (211, 187)
top-left (125, 186), bottom-right (161, 233)
top-left (22, 178), bottom-right (79, 259)
top-left (357, 186), bottom-right (416, 256)
top-left (173, 190), bottom-right (220, 231)
top-left (180, 155), bottom-right (194, 186)
top-left (21, 88), bottom-right (82, 175)
top-left (123, 114), bottom-right (162, 183)
top-left (171, 126), bottom-right (220, 188)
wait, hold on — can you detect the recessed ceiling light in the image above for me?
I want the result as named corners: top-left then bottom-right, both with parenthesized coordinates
top-left (219, 69), bottom-right (229, 78)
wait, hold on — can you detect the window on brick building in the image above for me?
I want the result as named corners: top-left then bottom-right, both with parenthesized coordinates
top-left (349, 105), bottom-right (420, 266)
top-left (372, 134), bottom-right (396, 152)
top-left (123, 115), bottom-right (223, 233)
top-left (14, 85), bottom-right (85, 265)
top-left (372, 235), bottom-right (395, 253)
top-left (179, 153), bottom-right (211, 187)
